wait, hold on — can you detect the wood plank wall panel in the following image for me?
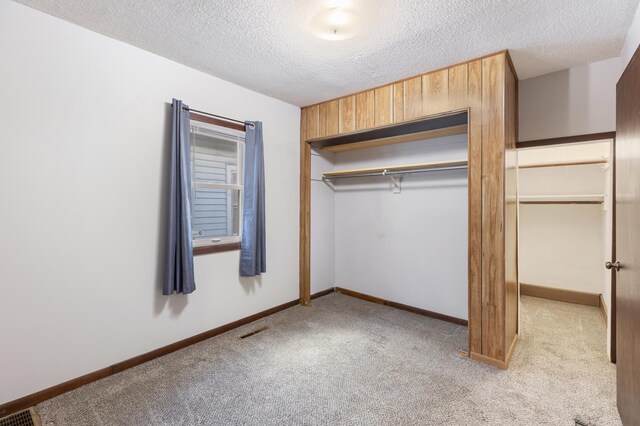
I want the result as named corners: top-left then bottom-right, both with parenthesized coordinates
top-left (300, 107), bottom-right (307, 152)
top-left (404, 76), bottom-right (423, 120)
top-left (339, 96), bottom-right (356, 133)
top-left (504, 62), bottom-right (519, 352)
top-left (374, 86), bottom-right (394, 126)
top-left (393, 82), bottom-right (404, 123)
top-left (480, 54), bottom-right (506, 360)
top-left (326, 99), bottom-right (339, 136)
top-left (449, 64), bottom-right (468, 110)
top-left (306, 104), bottom-right (320, 140)
top-left (299, 51), bottom-right (518, 368)
top-left (423, 69), bottom-right (449, 116)
top-left (299, 107), bottom-right (311, 305)
top-left (318, 103), bottom-right (328, 138)
top-left (467, 59), bottom-right (483, 356)
top-left (356, 90), bottom-right (375, 130)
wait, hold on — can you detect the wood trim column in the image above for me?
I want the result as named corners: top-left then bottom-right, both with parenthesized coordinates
top-left (467, 60), bottom-right (483, 355)
top-left (480, 54), bottom-right (506, 361)
top-left (299, 108), bottom-right (311, 305)
top-left (504, 58), bottom-right (519, 356)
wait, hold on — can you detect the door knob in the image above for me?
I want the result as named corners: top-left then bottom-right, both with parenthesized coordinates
top-left (605, 261), bottom-right (621, 271)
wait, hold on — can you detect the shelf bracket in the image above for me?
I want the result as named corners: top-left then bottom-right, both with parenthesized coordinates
top-left (383, 169), bottom-right (402, 194)
top-left (321, 176), bottom-right (335, 191)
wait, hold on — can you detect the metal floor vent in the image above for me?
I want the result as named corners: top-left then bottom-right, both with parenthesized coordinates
top-left (239, 326), bottom-right (268, 339)
top-left (0, 408), bottom-right (41, 426)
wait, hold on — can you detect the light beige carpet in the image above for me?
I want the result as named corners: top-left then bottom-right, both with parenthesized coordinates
top-left (35, 293), bottom-right (619, 425)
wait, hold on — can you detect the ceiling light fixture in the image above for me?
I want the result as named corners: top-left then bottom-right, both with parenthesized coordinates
top-left (310, 7), bottom-right (361, 41)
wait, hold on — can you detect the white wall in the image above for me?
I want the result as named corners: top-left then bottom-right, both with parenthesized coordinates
top-left (519, 205), bottom-right (605, 293)
top-left (621, 0), bottom-right (640, 70)
top-left (333, 135), bottom-right (469, 320)
top-left (0, 1), bottom-right (300, 405)
top-left (310, 148), bottom-right (336, 294)
top-left (520, 0), bottom-right (640, 142)
top-left (518, 58), bottom-right (620, 142)
top-left (518, 142), bottom-right (611, 296)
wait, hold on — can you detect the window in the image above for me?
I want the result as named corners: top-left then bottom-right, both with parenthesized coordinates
top-left (190, 118), bottom-right (244, 252)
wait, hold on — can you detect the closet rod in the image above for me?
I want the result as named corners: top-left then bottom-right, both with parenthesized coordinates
top-left (322, 165), bottom-right (468, 180)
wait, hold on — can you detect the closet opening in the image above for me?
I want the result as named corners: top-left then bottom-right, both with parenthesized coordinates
top-left (310, 114), bottom-right (471, 352)
top-left (516, 139), bottom-right (615, 362)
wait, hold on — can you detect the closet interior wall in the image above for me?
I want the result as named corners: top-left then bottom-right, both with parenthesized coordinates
top-left (311, 135), bottom-right (469, 320)
top-left (310, 147), bottom-right (336, 295)
top-left (517, 140), bottom-right (614, 358)
top-left (300, 51), bottom-right (519, 369)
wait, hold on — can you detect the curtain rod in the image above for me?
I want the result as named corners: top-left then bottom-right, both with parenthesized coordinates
top-left (179, 105), bottom-right (254, 128)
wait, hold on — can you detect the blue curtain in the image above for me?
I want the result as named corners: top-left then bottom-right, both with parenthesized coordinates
top-left (240, 121), bottom-right (266, 276)
top-left (163, 99), bottom-right (196, 294)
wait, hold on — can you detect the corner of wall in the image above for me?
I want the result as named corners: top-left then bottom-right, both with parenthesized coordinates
top-left (518, 57), bottom-right (620, 142)
top-left (621, 0), bottom-right (640, 71)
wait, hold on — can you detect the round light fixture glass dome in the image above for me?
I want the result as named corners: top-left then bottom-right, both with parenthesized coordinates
top-left (310, 8), bottom-right (361, 41)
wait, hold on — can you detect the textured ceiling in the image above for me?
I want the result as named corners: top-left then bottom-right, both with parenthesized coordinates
top-left (15, 0), bottom-right (639, 106)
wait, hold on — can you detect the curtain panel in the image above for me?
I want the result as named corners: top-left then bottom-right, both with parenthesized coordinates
top-left (240, 121), bottom-right (266, 276)
top-left (163, 99), bottom-right (196, 294)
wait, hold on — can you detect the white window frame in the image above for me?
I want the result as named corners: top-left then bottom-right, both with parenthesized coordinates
top-left (190, 120), bottom-right (245, 248)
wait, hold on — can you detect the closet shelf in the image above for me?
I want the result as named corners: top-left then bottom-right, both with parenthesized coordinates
top-left (519, 159), bottom-right (608, 169)
top-left (322, 159), bottom-right (468, 180)
top-left (519, 194), bottom-right (605, 205)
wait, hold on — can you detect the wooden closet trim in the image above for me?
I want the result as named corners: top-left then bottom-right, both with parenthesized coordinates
top-left (302, 50), bottom-right (514, 110)
top-left (299, 51), bottom-right (518, 370)
top-left (299, 108), bottom-right (311, 305)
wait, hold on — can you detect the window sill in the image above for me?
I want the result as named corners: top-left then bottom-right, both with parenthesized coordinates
top-left (193, 242), bottom-right (241, 256)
